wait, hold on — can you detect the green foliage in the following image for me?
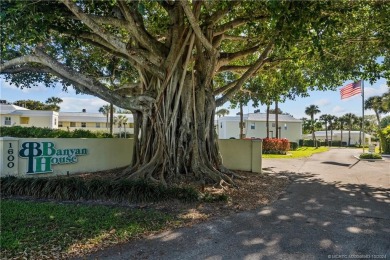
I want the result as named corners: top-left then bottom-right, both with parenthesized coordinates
top-left (1, 200), bottom-right (173, 258)
top-left (381, 125), bottom-right (390, 154)
top-left (359, 153), bottom-right (382, 159)
top-left (289, 142), bottom-right (298, 151)
top-left (0, 126), bottom-right (112, 138)
top-left (0, 176), bottom-right (200, 203)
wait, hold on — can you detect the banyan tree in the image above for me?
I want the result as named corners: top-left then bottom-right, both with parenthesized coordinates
top-left (1, 1), bottom-right (389, 186)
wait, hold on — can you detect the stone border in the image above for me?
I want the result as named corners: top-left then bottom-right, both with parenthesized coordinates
top-left (353, 155), bottom-right (384, 161)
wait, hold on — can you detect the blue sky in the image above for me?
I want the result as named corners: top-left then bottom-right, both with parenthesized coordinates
top-left (1, 77), bottom-right (388, 119)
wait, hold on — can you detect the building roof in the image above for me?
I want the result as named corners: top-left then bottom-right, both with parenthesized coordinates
top-left (0, 104), bottom-right (57, 116)
top-left (248, 113), bottom-right (301, 122)
top-left (313, 130), bottom-right (372, 137)
top-left (58, 112), bottom-right (134, 123)
top-left (218, 113), bottom-right (301, 123)
top-left (0, 104), bottom-right (29, 114)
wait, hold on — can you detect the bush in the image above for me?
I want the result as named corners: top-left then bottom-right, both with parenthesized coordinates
top-left (263, 138), bottom-right (290, 154)
top-left (359, 153), bottom-right (382, 159)
top-left (0, 176), bottom-right (203, 203)
top-left (289, 142), bottom-right (298, 151)
top-left (0, 126), bottom-right (113, 138)
top-left (381, 126), bottom-right (390, 154)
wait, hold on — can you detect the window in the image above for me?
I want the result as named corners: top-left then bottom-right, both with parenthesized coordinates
top-left (250, 122), bottom-right (255, 130)
top-left (220, 123), bottom-right (222, 128)
top-left (20, 117), bottom-right (29, 124)
top-left (81, 122), bottom-right (86, 128)
top-left (4, 117), bottom-right (11, 125)
top-left (96, 123), bottom-right (101, 128)
top-left (54, 118), bottom-right (57, 126)
top-left (58, 121), bottom-right (63, 127)
top-left (272, 123), bottom-right (276, 127)
top-left (70, 122), bottom-right (76, 127)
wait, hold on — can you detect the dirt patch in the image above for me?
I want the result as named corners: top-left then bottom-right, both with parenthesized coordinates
top-left (71, 168), bottom-right (290, 225)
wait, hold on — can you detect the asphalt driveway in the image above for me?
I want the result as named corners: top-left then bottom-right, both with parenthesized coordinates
top-left (82, 148), bottom-right (390, 259)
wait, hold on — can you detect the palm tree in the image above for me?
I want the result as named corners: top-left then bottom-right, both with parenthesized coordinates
top-left (305, 105), bottom-right (321, 144)
top-left (99, 104), bottom-right (116, 135)
top-left (45, 97), bottom-right (63, 111)
top-left (328, 115), bottom-right (337, 146)
top-left (114, 115), bottom-right (128, 138)
top-left (365, 96), bottom-right (384, 127)
top-left (319, 114), bottom-right (331, 145)
top-left (239, 102), bottom-right (244, 139)
top-left (382, 92), bottom-right (390, 113)
top-left (344, 113), bottom-right (357, 146)
top-left (266, 103), bottom-right (270, 138)
top-left (365, 96), bottom-right (386, 152)
top-left (99, 105), bottom-right (110, 130)
top-left (335, 116), bottom-right (345, 147)
top-left (216, 108), bottom-right (230, 117)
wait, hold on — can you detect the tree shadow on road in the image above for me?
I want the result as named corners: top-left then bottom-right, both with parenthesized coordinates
top-left (81, 171), bottom-right (390, 259)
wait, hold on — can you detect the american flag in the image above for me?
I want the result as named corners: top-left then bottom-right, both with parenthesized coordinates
top-left (340, 81), bottom-right (362, 99)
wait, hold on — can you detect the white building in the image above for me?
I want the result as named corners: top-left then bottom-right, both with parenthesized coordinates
top-left (303, 130), bottom-right (372, 145)
top-left (0, 103), bottom-right (59, 128)
top-left (0, 102), bottom-right (133, 134)
top-left (217, 113), bottom-right (302, 142)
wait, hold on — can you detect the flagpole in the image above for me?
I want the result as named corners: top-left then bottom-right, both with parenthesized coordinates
top-left (362, 80), bottom-right (365, 153)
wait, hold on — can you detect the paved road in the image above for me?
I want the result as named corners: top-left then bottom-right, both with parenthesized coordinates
top-left (82, 148), bottom-right (390, 259)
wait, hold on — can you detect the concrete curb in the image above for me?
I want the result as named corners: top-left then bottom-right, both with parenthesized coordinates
top-left (353, 155), bottom-right (385, 161)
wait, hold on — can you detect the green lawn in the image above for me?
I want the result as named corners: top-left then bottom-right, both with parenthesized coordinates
top-left (262, 146), bottom-right (330, 159)
top-left (1, 200), bottom-right (176, 259)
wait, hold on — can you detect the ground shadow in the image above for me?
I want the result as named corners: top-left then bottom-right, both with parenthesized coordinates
top-left (321, 161), bottom-right (351, 167)
top-left (80, 171), bottom-right (390, 259)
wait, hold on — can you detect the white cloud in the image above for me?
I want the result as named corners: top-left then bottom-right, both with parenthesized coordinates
top-left (332, 105), bottom-right (346, 116)
top-left (364, 83), bottom-right (389, 98)
top-left (1, 78), bottom-right (48, 94)
top-left (60, 97), bottom-right (107, 113)
top-left (315, 98), bottom-right (331, 107)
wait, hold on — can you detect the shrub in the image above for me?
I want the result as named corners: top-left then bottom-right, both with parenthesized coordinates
top-left (381, 126), bottom-right (390, 154)
top-left (0, 126), bottom-right (113, 138)
top-left (289, 142), bottom-right (298, 151)
top-left (263, 138), bottom-right (290, 154)
top-left (0, 176), bottom-right (201, 203)
top-left (359, 153), bottom-right (382, 159)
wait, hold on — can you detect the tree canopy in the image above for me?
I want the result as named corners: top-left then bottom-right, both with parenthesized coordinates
top-left (1, 0), bottom-right (390, 186)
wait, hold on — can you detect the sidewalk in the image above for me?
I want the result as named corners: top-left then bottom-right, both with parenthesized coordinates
top-left (79, 148), bottom-right (390, 259)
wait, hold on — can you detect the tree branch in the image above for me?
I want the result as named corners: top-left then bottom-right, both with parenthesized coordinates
top-left (179, 0), bottom-right (215, 54)
top-left (214, 18), bottom-right (248, 36)
top-left (61, 0), bottom-right (128, 55)
top-left (215, 41), bottom-right (274, 106)
top-left (117, 1), bottom-right (168, 58)
top-left (217, 65), bottom-right (252, 72)
top-left (1, 50), bottom-right (154, 111)
top-left (218, 45), bottom-right (261, 67)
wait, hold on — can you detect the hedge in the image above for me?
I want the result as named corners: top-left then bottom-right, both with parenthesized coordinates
top-left (0, 126), bottom-right (113, 138)
top-left (289, 142), bottom-right (298, 151)
top-left (263, 138), bottom-right (290, 154)
top-left (0, 176), bottom-right (202, 203)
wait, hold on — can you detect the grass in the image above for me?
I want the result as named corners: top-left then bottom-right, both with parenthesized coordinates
top-left (262, 146), bottom-right (329, 159)
top-left (1, 199), bottom-right (176, 259)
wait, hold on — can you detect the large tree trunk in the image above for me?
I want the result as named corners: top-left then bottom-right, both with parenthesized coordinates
top-left (123, 70), bottom-right (238, 187)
